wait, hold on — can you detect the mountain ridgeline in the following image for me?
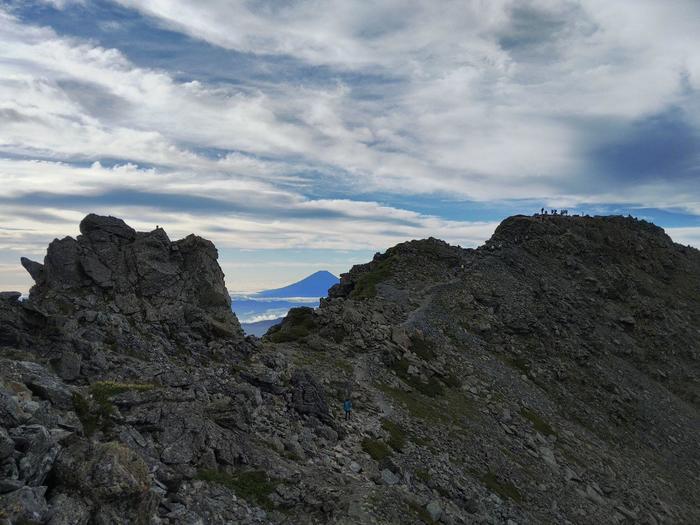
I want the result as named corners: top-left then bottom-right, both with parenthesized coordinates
top-left (0, 213), bottom-right (698, 524)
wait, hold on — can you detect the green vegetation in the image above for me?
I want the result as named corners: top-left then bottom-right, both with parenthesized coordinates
top-left (381, 419), bottom-right (407, 452)
top-left (361, 438), bottom-right (392, 461)
top-left (267, 307), bottom-right (317, 343)
top-left (520, 407), bottom-right (556, 436)
top-left (503, 355), bottom-right (530, 375)
top-left (377, 383), bottom-right (447, 423)
top-left (414, 468), bottom-right (432, 483)
top-left (440, 389), bottom-right (477, 423)
top-left (72, 381), bottom-right (156, 437)
top-left (197, 469), bottom-right (277, 510)
top-left (390, 358), bottom-right (444, 397)
top-left (409, 335), bottom-right (436, 361)
top-left (407, 500), bottom-right (437, 524)
top-left (480, 471), bottom-right (522, 502)
top-left (350, 259), bottom-right (393, 299)
top-left (72, 392), bottom-right (99, 437)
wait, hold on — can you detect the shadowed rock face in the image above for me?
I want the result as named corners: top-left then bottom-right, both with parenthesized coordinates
top-left (20, 214), bottom-right (244, 358)
top-left (1, 213), bottom-right (699, 525)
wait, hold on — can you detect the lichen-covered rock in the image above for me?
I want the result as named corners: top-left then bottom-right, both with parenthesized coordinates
top-left (46, 493), bottom-right (90, 525)
top-left (0, 485), bottom-right (49, 523)
top-left (51, 440), bottom-right (156, 523)
top-left (290, 369), bottom-right (330, 423)
top-left (9, 425), bottom-right (59, 486)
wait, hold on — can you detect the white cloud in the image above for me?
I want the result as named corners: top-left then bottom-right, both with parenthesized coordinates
top-left (1, 2), bottom-right (700, 292)
top-left (666, 227), bottom-right (700, 248)
top-left (3, 4), bottom-right (700, 203)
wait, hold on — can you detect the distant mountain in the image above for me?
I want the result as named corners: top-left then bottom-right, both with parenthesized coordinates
top-left (254, 270), bottom-right (339, 298)
top-left (232, 271), bottom-right (340, 335)
top-left (240, 317), bottom-right (284, 337)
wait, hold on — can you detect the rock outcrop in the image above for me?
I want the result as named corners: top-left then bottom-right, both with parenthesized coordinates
top-left (18, 214), bottom-right (245, 361)
top-left (1, 213), bottom-right (699, 524)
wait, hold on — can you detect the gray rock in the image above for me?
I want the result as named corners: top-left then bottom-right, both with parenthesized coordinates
top-left (426, 500), bottom-right (443, 522)
top-left (23, 368), bottom-right (74, 409)
top-left (0, 291), bottom-right (22, 302)
top-left (381, 468), bottom-right (399, 486)
top-left (0, 486), bottom-right (49, 523)
top-left (47, 493), bottom-right (90, 525)
top-left (539, 446), bottom-right (558, 469)
top-left (79, 213), bottom-right (136, 242)
top-left (0, 478), bottom-right (25, 493)
top-left (20, 214), bottom-right (245, 359)
top-left (290, 369), bottom-right (331, 423)
top-left (0, 388), bottom-right (28, 428)
top-left (43, 237), bottom-right (82, 287)
top-left (0, 426), bottom-right (14, 459)
top-left (284, 438), bottom-right (305, 460)
top-left (53, 439), bottom-right (152, 519)
top-left (20, 257), bottom-right (44, 283)
top-left (9, 424), bottom-right (59, 486)
top-left (51, 351), bottom-right (81, 381)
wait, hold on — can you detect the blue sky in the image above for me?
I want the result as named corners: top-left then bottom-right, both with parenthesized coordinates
top-left (1, 0), bottom-right (699, 292)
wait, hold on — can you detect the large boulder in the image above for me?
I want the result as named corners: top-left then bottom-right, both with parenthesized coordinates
top-left (0, 486), bottom-right (49, 523)
top-left (53, 440), bottom-right (156, 523)
top-left (289, 368), bottom-right (331, 423)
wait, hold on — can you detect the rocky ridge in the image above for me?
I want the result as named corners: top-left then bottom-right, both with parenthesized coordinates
top-left (0, 213), bottom-right (698, 524)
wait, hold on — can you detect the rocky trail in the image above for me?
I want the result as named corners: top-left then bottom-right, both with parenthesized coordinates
top-left (1, 213), bottom-right (699, 524)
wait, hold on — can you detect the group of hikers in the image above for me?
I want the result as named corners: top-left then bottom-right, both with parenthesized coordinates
top-left (538, 207), bottom-right (570, 216)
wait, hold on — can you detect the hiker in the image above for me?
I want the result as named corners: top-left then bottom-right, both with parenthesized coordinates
top-left (343, 398), bottom-right (352, 420)
top-left (540, 207), bottom-right (544, 215)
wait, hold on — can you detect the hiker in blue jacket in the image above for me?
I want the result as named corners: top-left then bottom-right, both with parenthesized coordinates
top-left (343, 398), bottom-right (352, 420)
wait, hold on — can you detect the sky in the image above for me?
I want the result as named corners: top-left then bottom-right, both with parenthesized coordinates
top-left (1, 0), bottom-right (699, 293)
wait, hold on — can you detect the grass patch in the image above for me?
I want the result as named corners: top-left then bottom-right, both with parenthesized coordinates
top-left (350, 259), bottom-right (393, 299)
top-left (414, 469), bottom-right (431, 483)
top-left (73, 381), bottom-right (155, 437)
top-left (503, 356), bottom-right (530, 375)
top-left (520, 407), bottom-right (556, 436)
top-left (90, 380), bottom-right (156, 398)
top-left (480, 472), bottom-right (522, 503)
top-left (361, 438), bottom-right (392, 462)
top-left (72, 392), bottom-right (99, 437)
top-left (440, 389), bottom-right (478, 424)
top-left (381, 419), bottom-right (407, 452)
top-left (377, 383), bottom-right (447, 423)
top-left (197, 469), bottom-right (277, 510)
top-left (390, 358), bottom-right (444, 397)
top-left (267, 307), bottom-right (317, 343)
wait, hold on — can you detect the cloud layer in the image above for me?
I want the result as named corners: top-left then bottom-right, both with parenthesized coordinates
top-left (1, 1), bottom-right (699, 291)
